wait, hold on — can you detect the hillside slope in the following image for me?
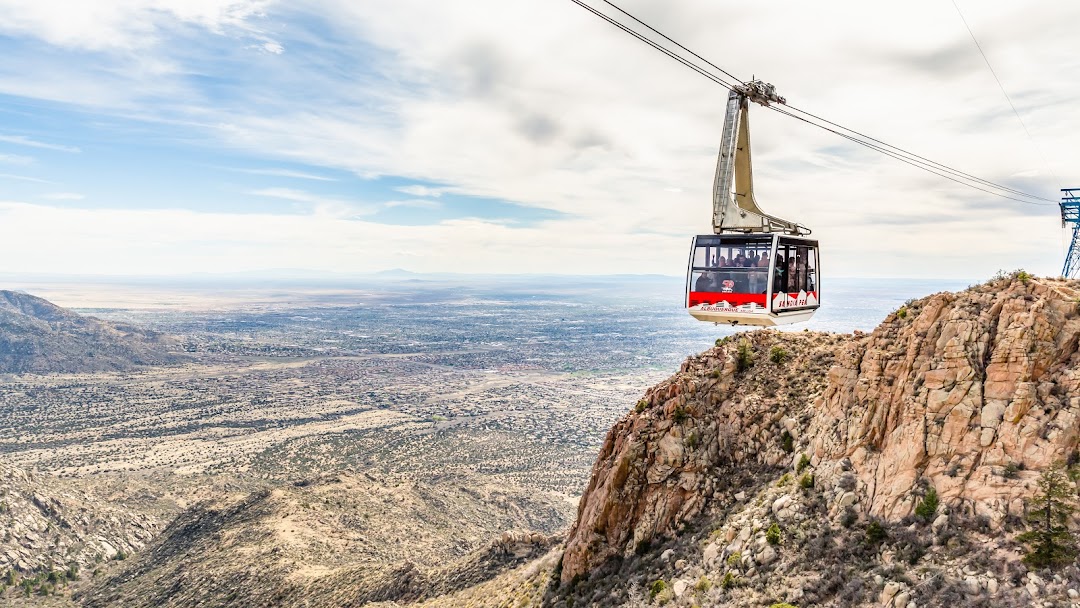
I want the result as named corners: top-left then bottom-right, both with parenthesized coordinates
top-left (80, 472), bottom-right (566, 607)
top-left (552, 275), bottom-right (1080, 607)
top-left (0, 290), bottom-right (177, 374)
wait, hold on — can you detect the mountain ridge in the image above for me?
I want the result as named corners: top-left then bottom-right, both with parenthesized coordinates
top-left (0, 290), bottom-right (179, 374)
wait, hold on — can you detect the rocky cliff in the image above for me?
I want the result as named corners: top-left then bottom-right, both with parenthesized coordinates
top-left (557, 275), bottom-right (1080, 607)
top-left (0, 290), bottom-right (178, 374)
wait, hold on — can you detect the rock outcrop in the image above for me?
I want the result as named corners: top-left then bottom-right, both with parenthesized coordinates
top-left (561, 275), bottom-right (1080, 594)
top-left (0, 462), bottom-right (160, 576)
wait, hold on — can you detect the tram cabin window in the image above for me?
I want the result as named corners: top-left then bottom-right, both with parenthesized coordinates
top-left (775, 238), bottom-right (818, 296)
top-left (688, 236), bottom-right (774, 306)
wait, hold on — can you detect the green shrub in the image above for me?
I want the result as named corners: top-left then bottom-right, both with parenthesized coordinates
top-left (736, 340), bottom-right (754, 372)
top-left (796, 453), bottom-right (811, 474)
top-left (726, 551), bottom-right (741, 567)
top-left (799, 473), bottom-right (814, 489)
top-left (780, 430), bottom-right (794, 453)
top-left (709, 369), bottom-right (721, 378)
top-left (866, 520), bottom-right (887, 545)
top-left (896, 306), bottom-right (908, 319)
top-left (1017, 270), bottom-right (1033, 284)
top-left (721, 571), bottom-right (738, 589)
top-left (1004, 461), bottom-right (1022, 479)
top-left (649, 579), bottom-right (668, 600)
top-left (769, 345), bottom-right (788, 364)
top-left (914, 487), bottom-right (939, 522)
top-left (840, 506), bottom-right (857, 528)
top-left (635, 399), bottom-right (647, 413)
top-left (777, 473), bottom-right (792, 487)
top-left (695, 575), bottom-right (712, 592)
top-left (686, 432), bottom-right (699, 449)
top-left (766, 522), bottom-right (782, 545)
top-left (673, 406), bottom-right (688, 423)
top-left (770, 604), bottom-right (799, 608)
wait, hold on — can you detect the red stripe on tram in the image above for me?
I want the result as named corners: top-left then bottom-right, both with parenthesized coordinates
top-left (688, 292), bottom-right (767, 307)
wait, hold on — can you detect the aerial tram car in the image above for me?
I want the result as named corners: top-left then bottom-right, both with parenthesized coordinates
top-left (686, 80), bottom-right (820, 326)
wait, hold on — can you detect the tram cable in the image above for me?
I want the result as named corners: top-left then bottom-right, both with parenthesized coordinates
top-left (778, 103), bottom-right (1056, 203)
top-left (567, 0), bottom-right (740, 91)
top-left (949, 0), bottom-right (1060, 184)
top-left (569, 0), bottom-right (1058, 206)
top-left (770, 105), bottom-right (1053, 207)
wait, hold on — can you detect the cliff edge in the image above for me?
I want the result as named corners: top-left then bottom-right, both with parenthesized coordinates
top-left (559, 274), bottom-right (1080, 606)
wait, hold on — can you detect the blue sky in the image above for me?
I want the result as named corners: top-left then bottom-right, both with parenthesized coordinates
top-left (0, 0), bottom-right (1077, 278)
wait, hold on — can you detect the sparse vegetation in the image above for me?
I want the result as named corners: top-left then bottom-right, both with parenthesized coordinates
top-left (720, 571), bottom-right (739, 589)
top-left (780, 430), bottom-right (794, 453)
top-left (914, 487), bottom-right (938, 522)
top-left (799, 473), bottom-right (814, 490)
top-left (796, 453), bottom-right (810, 474)
top-left (777, 473), bottom-right (792, 487)
top-left (1004, 461), bottom-right (1022, 479)
top-left (766, 522), bottom-right (782, 545)
top-left (896, 306), bottom-right (908, 319)
top-left (841, 506), bottom-right (858, 528)
top-left (736, 340), bottom-right (754, 372)
top-left (648, 579), bottom-right (668, 601)
top-left (695, 575), bottom-right (712, 592)
top-left (726, 551), bottom-right (741, 567)
top-left (866, 519), bottom-right (887, 545)
top-left (769, 345), bottom-right (788, 364)
top-left (636, 399), bottom-right (647, 413)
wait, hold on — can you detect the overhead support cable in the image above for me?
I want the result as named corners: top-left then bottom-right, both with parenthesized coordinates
top-left (770, 106), bottom-right (1054, 207)
top-left (568, 0), bottom-right (739, 91)
top-left (949, 0), bottom-right (1059, 185)
top-left (568, 0), bottom-right (1057, 207)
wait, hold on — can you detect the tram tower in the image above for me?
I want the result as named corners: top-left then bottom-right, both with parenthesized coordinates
top-left (1062, 189), bottom-right (1080, 278)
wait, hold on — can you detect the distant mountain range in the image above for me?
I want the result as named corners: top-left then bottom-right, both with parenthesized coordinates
top-left (0, 290), bottom-right (178, 374)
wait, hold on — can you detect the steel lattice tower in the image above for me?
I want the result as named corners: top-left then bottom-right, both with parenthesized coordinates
top-left (1062, 189), bottom-right (1080, 278)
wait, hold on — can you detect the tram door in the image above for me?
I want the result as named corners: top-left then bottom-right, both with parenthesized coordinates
top-left (771, 237), bottom-right (820, 313)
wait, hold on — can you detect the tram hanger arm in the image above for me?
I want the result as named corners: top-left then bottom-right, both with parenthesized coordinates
top-left (712, 81), bottom-right (810, 236)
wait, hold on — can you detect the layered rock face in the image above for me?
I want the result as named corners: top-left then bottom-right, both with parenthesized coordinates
top-left (562, 276), bottom-right (1080, 584)
top-left (811, 276), bottom-right (1080, 523)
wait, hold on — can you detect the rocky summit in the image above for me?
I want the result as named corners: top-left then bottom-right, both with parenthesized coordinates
top-left (0, 290), bottom-right (177, 374)
top-left (554, 274), bottom-right (1080, 607)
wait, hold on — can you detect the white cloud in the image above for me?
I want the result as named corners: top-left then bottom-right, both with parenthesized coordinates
top-left (248, 187), bottom-right (375, 218)
top-left (0, 153), bottom-right (33, 165)
top-left (0, 0), bottom-right (1076, 278)
top-left (0, 0), bottom-right (273, 51)
top-left (229, 167), bottom-right (337, 181)
top-left (0, 173), bottom-right (48, 183)
top-left (0, 134), bottom-right (80, 153)
top-left (384, 199), bottom-right (442, 210)
top-left (395, 185), bottom-right (448, 198)
top-left (41, 192), bottom-right (84, 200)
